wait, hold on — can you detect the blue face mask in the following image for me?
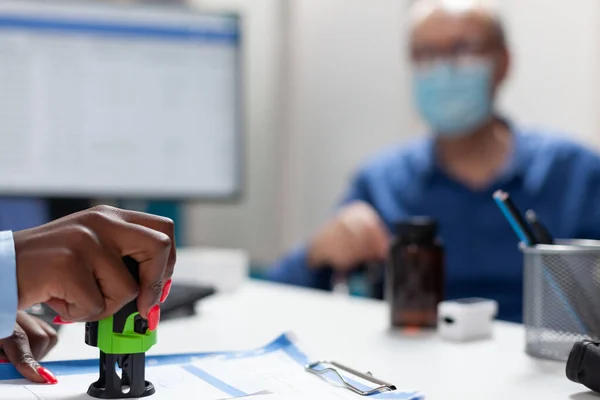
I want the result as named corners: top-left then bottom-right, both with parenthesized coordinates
top-left (413, 60), bottom-right (494, 137)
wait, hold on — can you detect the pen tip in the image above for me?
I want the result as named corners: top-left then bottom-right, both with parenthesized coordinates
top-left (492, 189), bottom-right (506, 199)
top-left (525, 209), bottom-right (536, 221)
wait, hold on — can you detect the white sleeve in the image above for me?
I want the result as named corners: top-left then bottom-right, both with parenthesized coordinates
top-left (0, 231), bottom-right (17, 339)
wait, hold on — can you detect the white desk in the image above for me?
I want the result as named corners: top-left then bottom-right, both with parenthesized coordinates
top-left (48, 280), bottom-right (594, 399)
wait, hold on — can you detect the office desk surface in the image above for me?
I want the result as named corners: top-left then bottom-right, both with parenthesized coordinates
top-left (48, 280), bottom-right (594, 399)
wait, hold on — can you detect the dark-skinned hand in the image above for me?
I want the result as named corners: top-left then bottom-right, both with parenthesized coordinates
top-left (14, 205), bottom-right (176, 323)
top-left (0, 312), bottom-right (58, 384)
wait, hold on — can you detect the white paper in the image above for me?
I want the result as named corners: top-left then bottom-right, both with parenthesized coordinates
top-left (0, 365), bottom-right (241, 400)
top-left (195, 349), bottom-right (421, 400)
top-left (0, 334), bottom-right (422, 400)
top-left (197, 352), bottom-right (360, 399)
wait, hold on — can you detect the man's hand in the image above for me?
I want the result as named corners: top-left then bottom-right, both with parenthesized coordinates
top-left (13, 205), bottom-right (176, 323)
top-left (308, 201), bottom-right (390, 271)
top-left (0, 311), bottom-right (58, 384)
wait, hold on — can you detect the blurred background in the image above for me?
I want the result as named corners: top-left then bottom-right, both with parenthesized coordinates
top-left (1, 0), bottom-right (600, 286)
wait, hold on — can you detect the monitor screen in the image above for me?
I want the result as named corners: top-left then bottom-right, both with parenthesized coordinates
top-left (0, 0), bottom-right (242, 199)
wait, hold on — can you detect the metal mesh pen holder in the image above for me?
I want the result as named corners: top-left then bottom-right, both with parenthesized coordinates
top-left (521, 239), bottom-right (600, 361)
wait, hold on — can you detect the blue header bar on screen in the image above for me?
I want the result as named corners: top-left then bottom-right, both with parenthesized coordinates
top-left (0, 13), bottom-right (239, 43)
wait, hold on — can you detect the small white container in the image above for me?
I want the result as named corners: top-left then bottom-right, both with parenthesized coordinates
top-left (437, 298), bottom-right (498, 342)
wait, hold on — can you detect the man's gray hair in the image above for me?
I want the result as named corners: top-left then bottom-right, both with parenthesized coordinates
top-left (408, 0), bottom-right (507, 46)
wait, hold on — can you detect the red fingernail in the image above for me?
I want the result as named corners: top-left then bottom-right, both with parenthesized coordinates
top-left (0, 360), bottom-right (8, 364)
top-left (148, 305), bottom-right (160, 331)
top-left (52, 316), bottom-right (72, 325)
top-left (160, 279), bottom-right (172, 303)
top-left (37, 367), bottom-right (58, 384)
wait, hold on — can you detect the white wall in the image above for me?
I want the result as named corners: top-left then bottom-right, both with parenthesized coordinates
top-left (281, 0), bottom-right (424, 249)
top-left (496, 0), bottom-right (600, 149)
top-left (184, 0), bottom-right (286, 263)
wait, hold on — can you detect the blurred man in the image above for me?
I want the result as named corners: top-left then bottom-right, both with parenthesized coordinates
top-left (266, 0), bottom-right (600, 322)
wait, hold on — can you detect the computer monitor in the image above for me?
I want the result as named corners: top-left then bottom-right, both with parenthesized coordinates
top-left (0, 0), bottom-right (243, 200)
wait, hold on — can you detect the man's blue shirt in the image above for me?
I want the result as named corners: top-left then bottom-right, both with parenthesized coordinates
top-left (266, 125), bottom-right (600, 323)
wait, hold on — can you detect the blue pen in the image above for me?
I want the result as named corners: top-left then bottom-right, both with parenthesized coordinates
top-left (492, 190), bottom-right (536, 246)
